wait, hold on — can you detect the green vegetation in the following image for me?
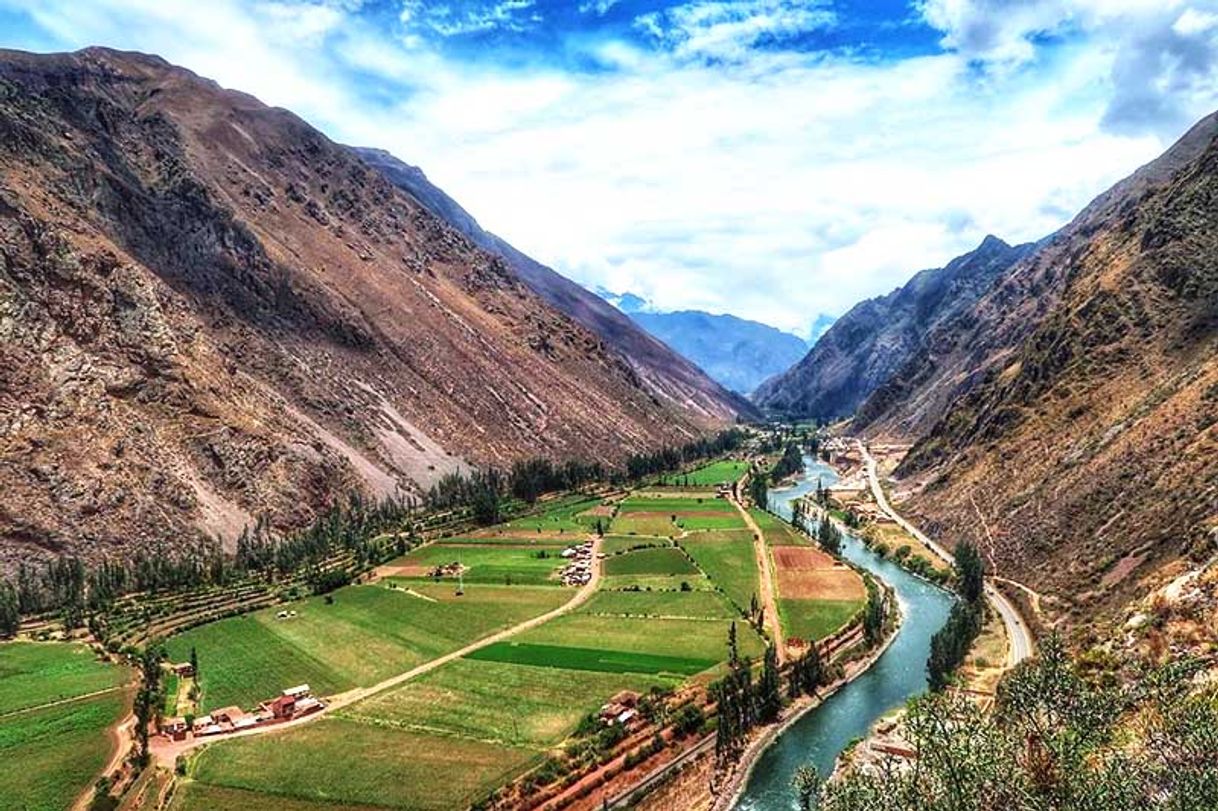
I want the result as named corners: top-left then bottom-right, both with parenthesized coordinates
top-left (0, 689), bottom-right (126, 811)
top-left (752, 509), bottom-right (806, 545)
top-left (600, 535), bottom-right (665, 556)
top-left (0, 641), bottom-right (126, 715)
top-left (676, 513), bottom-right (749, 531)
top-left (603, 547), bottom-right (698, 576)
top-left (387, 543), bottom-right (566, 585)
top-left (501, 495), bottom-right (605, 534)
top-left (679, 460), bottom-right (749, 486)
top-left (618, 496), bottom-right (735, 513)
top-left (819, 637), bottom-right (1218, 811)
top-left (580, 589), bottom-right (737, 619)
top-left (779, 598), bottom-right (862, 642)
top-left (343, 658), bottom-right (665, 746)
top-left (165, 583), bottom-right (567, 711)
top-left (679, 530), bottom-right (760, 613)
top-left (188, 718), bottom-right (536, 811)
top-left (466, 641), bottom-right (715, 677)
top-left (513, 614), bottom-right (764, 664)
top-left (172, 783), bottom-right (386, 811)
top-left (610, 513), bottom-right (677, 536)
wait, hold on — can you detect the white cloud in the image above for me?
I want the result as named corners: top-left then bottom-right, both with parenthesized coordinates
top-left (1, 0), bottom-right (1215, 334)
top-left (635, 1), bottom-right (837, 62)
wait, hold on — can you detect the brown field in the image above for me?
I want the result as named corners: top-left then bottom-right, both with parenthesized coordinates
top-left (579, 504), bottom-right (616, 517)
top-left (374, 563), bottom-right (430, 578)
top-left (773, 547), bottom-right (866, 601)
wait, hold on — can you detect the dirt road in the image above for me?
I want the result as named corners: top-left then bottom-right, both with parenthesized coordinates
top-left (856, 441), bottom-right (1032, 667)
top-left (729, 491), bottom-right (786, 663)
top-left (152, 536), bottom-right (605, 767)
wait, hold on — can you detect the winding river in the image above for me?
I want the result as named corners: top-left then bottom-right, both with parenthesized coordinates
top-left (734, 454), bottom-right (955, 810)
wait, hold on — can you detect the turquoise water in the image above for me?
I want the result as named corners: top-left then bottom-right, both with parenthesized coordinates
top-left (734, 455), bottom-right (955, 809)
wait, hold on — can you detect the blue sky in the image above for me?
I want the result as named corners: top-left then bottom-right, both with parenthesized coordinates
top-left (2, 1), bottom-right (1217, 335)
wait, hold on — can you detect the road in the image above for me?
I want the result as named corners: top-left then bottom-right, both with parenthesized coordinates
top-left (152, 536), bottom-right (605, 766)
top-left (730, 487), bottom-right (786, 663)
top-left (857, 440), bottom-right (1032, 667)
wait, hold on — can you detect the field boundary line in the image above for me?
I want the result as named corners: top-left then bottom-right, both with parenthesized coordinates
top-left (0, 684), bottom-right (128, 720)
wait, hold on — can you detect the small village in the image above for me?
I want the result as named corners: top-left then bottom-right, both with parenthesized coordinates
top-left (559, 539), bottom-right (598, 586)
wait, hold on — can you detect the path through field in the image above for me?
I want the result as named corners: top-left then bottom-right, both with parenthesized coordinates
top-left (151, 535), bottom-right (605, 767)
top-left (730, 493), bottom-right (785, 663)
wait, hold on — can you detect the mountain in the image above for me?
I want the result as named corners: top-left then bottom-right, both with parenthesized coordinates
top-left (807, 313), bottom-right (835, 343)
top-left (752, 236), bottom-right (1033, 420)
top-left (0, 47), bottom-right (743, 567)
top-left (352, 148), bottom-right (756, 423)
top-left (856, 111), bottom-right (1218, 621)
top-left (626, 310), bottom-right (810, 394)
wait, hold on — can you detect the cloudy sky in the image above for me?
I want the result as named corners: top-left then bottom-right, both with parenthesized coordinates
top-left (2, 1), bottom-right (1218, 335)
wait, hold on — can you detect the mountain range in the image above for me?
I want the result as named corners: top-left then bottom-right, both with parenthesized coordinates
top-left (759, 110), bottom-right (1218, 621)
top-left (0, 47), bottom-right (749, 567)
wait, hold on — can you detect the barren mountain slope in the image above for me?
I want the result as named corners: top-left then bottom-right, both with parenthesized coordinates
top-left (0, 47), bottom-right (729, 567)
top-left (753, 236), bottom-right (1031, 420)
top-left (352, 147), bottom-right (757, 420)
top-left (861, 112), bottom-right (1218, 622)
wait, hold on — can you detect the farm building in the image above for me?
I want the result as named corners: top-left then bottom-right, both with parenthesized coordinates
top-left (170, 662), bottom-right (195, 677)
top-left (161, 717), bottom-right (189, 741)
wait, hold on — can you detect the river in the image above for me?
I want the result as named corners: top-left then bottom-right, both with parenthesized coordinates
top-left (733, 454), bottom-right (955, 810)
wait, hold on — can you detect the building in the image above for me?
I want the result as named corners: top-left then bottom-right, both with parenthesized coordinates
top-left (161, 717), bottom-right (189, 741)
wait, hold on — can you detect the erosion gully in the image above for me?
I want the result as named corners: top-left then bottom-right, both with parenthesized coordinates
top-left (734, 454), bottom-right (954, 809)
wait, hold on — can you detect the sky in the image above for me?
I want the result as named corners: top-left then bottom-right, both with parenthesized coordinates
top-left (2, 1), bottom-right (1218, 336)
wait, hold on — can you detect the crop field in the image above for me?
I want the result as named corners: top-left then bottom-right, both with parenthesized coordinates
top-left (752, 509), bottom-right (808, 545)
top-left (165, 582), bottom-right (568, 711)
top-left (679, 530), bottom-right (761, 612)
top-left (444, 533), bottom-right (572, 546)
top-left (618, 496), bottom-right (735, 513)
top-left (341, 658), bottom-right (665, 746)
top-left (601, 535), bottom-right (665, 556)
top-left (186, 717), bottom-right (536, 811)
top-left (0, 641), bottom-right (127, 715)
top-left (501, 495), bottom-right (607, 534)
top-left (172, 782), bottom-right (387, 811)
top-left (467, 641), bottom-right (716, 677)
top-left (610, 511), bottom-right (678, 536)
top-left (675, 512), bottom-right (749, 531)
top-left (779, 598), bottom-right (862, 643)
top-left (1, 689), bottom-right (127, 811)
top-left (379, 543), bottom-right (566, 585)
top-left (580, 589), bottom-right (738, 619)
top-left (680, 460), bottom-right (750, 486)
top-left (510, 614), bottom-right (763, 665)
top-left (603, 546), bottom-right (698, 576)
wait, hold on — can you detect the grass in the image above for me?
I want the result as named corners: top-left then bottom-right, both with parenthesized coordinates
top-left (679, 530), bottom-right (761, 613)
top-left (609, 513), bottom-right (677, 537)
top-left (172, 783), bottom-right (386, 811)
top-left (512, 614), bottom-right (764, 663)
top-left (0, 691), bottom-right (127, 811)
top-left (163, 671), bottom-right (181, 716)
top-left (601, 573), bottom-right (713, 592)
top-left (502, 495), bottom-right (606, 534)
top-left (165, 582), bottom-right (568, 712)
top-left (0, 641), bottom-right (127, 715)
top-left (751, 510), bottom-right (807, 545)
top-left (341, 658), bottom-right (666, 747)
top-left (188, 717), bottom-right (536, 811)
top-left (601, 535), bottom-right (666, 556)
top-left (618, 496), bottom-right (735, 513)
top-left (386, 543), bottom-right (566, 585)
top-left (466, 641), bottom-right (715, 677)
top-left (603, 547), bottom-right (698, 576)
top-left (579, 589), bottom-right (738, 619)
top-left (439, 534), bottom-right (572, 546)
top-left (778, 598), bottom-right (863, 643)
top-left (678, 460), bottom-right (750, 486)
top-left (676, 513), bottom-right (748, 531)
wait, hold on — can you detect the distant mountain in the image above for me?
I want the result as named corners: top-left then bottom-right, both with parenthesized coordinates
top-left (856, 109), bottom-right (1218, 619)
top-left (626, 310), bottom-right (811, 395)
top-left (353, 148), bottom-right (757, 424)
top-left (752, 236), bottom-right (1033, 420)
top-left (0, 47), bottom-right (750, 567)
top-left (808, 313), bottom-right (836, 343)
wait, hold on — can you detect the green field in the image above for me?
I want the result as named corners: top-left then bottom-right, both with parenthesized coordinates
top-left (439, 534), bottom-right (572, 546)
top-left (187, 718), bottom-right (535, 811)
top-left (0, 641), bottom-right (127, 715)
top-left (752, 510), bottom-right (807, 545)
top-left (502, 495), bottom-right (607, 534)
top-left (165, 582), bottom-right (568, 711)
top-left (342, 658), bottom-right (665, 746)
top-left (512, 614), bottom-right (763, 664)
top-left (680, 460), bottom-right (750, 485)
top-left (618, 496), bottom-right (735, 513)
top-left (467, 641), bottom-right (715, 677)
top-left (779, 598), bottom-right (863, 642)
top-left (580, 589), bottom-right (737, 619)
top-left (0, 642), bottom-right (129, 811)
top-left (609, 512), bottom-right (677, 537)
top-left (679, 530), bottom-right (761, 613)
top-left (173, 782), bottom-right (386, 811)
top-left (603, 547), bottom-right (698, 576)
top-left (675, 513), bottom-right (748, 531)
top-left (387, 543), bottom-right (566, 585)
top-left (601, 535), bottom-right (666, 556)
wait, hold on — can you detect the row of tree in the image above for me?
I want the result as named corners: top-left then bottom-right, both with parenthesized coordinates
top-left (925, 540), bottom-right (986, 690)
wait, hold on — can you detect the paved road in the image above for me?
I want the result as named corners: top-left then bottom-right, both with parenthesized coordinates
top-left (152, 536), bottom-right (605, 766)
top-left (730, 488), bottom-right (786, 663)
top-left (857, 440), bottom-right (1033, 667)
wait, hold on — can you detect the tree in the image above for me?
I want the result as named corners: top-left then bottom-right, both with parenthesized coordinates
top-left (749, 474), bottom-right (769, 509)
top-left (132, 646), bottom-right (164, 767)
top-left (189, 646), bottom-right (199, 678)
top-left (817, 515), bottom-right (843, 556)
top-left (728, 621), bottom-right (740, 666)
top-left (0, 581), bottom-right (18, 638)
top-left (862, 577), bottom-right (885, 647)
top-left (926, 602), bottom-right (982, 691)
top-left (758, 644), bottom-right (783, 724)
top-left (954, 541), bottom-right (985, 604)
top-left (792, 764), bottom-right (819, 811)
